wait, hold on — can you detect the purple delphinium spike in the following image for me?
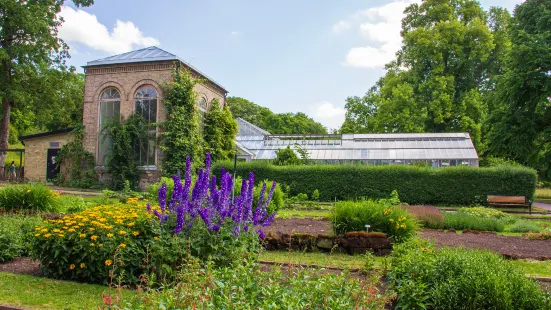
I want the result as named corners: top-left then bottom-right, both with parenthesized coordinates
top-left (173, 206), bottom-right (185, 234)
top-left (256, 183), bottom-right (267, 210)
top-left (233, 225), bottom-right (241, 236)
top-left (158, 183), bottom-right (167, 213)
top-left (205, 152), bottom-right (211, 175)
top-left (169, 176), bottom-right (183, 213)
top-left (212, 225), bottom-right (220, 232)
top-left (146, 204), bottom-right (152, 213)
top-left (256, 229), bottom-right (265, 239)
top-left (261, 212), bottom-right (276, 227)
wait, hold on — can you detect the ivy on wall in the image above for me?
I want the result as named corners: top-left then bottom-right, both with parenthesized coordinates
top-left (203, 98), bottom-right (238, 162)
top-left (55, 126), bottom-right (100, 188)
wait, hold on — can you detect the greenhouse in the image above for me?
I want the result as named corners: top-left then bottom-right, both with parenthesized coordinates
top-left (235, 118), bottom-right (479, 167)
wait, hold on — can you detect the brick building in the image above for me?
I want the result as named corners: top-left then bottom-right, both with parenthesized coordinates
top-left (80, 46), bottom-right (227, 187)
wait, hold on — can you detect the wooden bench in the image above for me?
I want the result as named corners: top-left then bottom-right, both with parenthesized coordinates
top-left (487, 195), bottom-right (532, 214)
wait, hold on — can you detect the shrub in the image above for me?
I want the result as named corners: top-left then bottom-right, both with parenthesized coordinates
top-left (444, 212), bottom-right (506, 232)
top-left (526, 231), bottom-right (551, 240)
top-left (0, 215), bottom-right (43, 262)
top-left (213, 161), bottom-right (537, 204)
top-left (331, 200), bottom-right (417, 242)
top-left (459, 206), bottom-right (510, 219)
top-left (0, 183), bottom-right (60, 212)
top-left (110, 259), bottom-right (390, 309)
top-left (31, 154), bottom-right (277, 285)
top-left (507, 220), bottom-right (542, 233)
top-left (402, 206), bottom-right (445, 229)
top-left (389, 239), bottom-right (551, 309)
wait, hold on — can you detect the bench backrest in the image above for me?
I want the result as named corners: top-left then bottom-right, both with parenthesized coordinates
top-left (487, 195), bottom-right (527, 204)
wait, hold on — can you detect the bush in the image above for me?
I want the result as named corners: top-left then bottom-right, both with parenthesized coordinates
top-left (459, 206), bottom-right (510, 219)
top-left (402, 206), bottom-right (445, 229)
top-left (111, 259), bottom-right (390, 309)
top-left (444, 212), bottom-right (506, 232)
top-left (389, 240), bottom-right (551, 309)
top-left (0, 183), bottom-right (60, 212)
top-left (213, 161), bottom-right (537, 205)
top-left (0, 215), bottom-right (43, 262)
top-left (31, 154), bottom-right (277, 285)
top-left (507, 220), bottom-right (542, 233)
top-left (525, 231), bottom-right (551, 240)
top-left (331, 200), bottom-right (417, 242)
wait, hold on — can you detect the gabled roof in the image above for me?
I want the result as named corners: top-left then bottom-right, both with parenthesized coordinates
top-left (20, 128), bottom-right (74, 142)
top-left (84, 46), bottom-right (227, 91)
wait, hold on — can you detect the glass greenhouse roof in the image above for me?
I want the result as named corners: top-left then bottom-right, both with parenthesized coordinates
top-left (236, 118), bottom-right (479, 161)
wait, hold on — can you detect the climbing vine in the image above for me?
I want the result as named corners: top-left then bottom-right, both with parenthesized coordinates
top-left (204, 98), bottom-right (238, 161)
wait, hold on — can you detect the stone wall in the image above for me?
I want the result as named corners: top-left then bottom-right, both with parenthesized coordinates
top-left (22, 132), bottom-right (74, 181)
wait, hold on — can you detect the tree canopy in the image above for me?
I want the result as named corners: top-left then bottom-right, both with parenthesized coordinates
top-left (227, 96), bottom-right (327, 134)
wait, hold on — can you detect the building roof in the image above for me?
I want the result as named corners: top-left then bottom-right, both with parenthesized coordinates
top-left (235, 119), bottom-right (479, 162)
top-left (84, 46), bottom-right (227, 91)
top-left (19, 128), bottom-right (74, 142)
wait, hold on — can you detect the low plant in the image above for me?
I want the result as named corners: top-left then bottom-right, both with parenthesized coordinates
top-left (526, 231), bottom-right (551, 240)
top-left (444, 212), bottom-right (506, 232)
top-left (0, 215), bottom-right (43, 262)
top-left (108, 258), bottom-right (390, 309)
top-left (536, 188), bottom-right (551, 199)
top-left (402, 206), bottom-right (445, 229)
top-left (331, 199), bottom-right (417, 243)
top-left (459, 206), bottom-right (510, 219)
top-left (0, 183), bottom-right (60, 212)
top-left (389, 239), bottom-right (551, 309)
top-left (506, 220), bottom-right (542, 233)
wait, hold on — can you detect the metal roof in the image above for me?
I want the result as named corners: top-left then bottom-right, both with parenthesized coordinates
top-left (237, 118), bottom-right (271, 136)
top-left (235, 118), bottom-right (479, 162)
top-left (84, 46), bottom-right (227, 91)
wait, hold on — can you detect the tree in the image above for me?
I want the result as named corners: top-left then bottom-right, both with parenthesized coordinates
top-left (161, 69), bottom-right (204, 175)
top-left (227, 96), bottom-right (327, 134)
top-left (0, 0), bottom-right (93, 164)
top-left (204, 99), bottom-right (238, 161)
top-left (340, 0), bottom-right (511, 149)
top-left (272, 146), bottom-right (299, 166)
top-left (486, 0), bottom-right (551, 178)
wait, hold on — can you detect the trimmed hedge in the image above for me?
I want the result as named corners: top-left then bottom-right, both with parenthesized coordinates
top-left (213, 161), bottom-right (537, 205)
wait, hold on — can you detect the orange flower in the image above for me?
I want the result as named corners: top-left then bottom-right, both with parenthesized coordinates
top-left (105, 259), bottom-right (113, 266)
top-left (69, 264), bottom-right (75, 270)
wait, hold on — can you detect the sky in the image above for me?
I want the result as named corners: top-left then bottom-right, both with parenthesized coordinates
top-left (59, 0), bottom-right (523, 131)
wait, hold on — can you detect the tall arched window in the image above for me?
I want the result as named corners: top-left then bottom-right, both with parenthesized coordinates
top-left (135, 86), bottom-right (158, 166)
top-left (98, 88), bottom-right (121, 165)
top-left (198, 97), bottom-right (208, 132)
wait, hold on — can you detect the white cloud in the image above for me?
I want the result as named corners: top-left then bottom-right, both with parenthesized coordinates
top-left (339, 0), bottom-right (420, 68)
top-left (332, 20), bottom-right (352, 34)
top-left (231, 31), bottom-right (241, 36)
top-left (308, 101), bottom-right (346, 130)
top-left (58, 6), bottom-right (160, 54)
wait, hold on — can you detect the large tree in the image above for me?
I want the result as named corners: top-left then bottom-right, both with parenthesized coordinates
top-left (0, 0), bottom-right (92, 162)
top-left (227, 96), bottom-right (327, 134)
top-left (340, 0), bottom-right (511, 149)
top-left (486, 0), bottom-right (551, 178)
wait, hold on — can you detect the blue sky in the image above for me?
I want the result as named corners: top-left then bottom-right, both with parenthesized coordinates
top-left (60, 0), bottom-right (523, 130)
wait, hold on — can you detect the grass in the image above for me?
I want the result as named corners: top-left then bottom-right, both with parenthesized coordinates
top-left (276, 209), bottom-right (331, 219)
top-left (259, 250), bottom-right (383, 269)
top-left (438, 205), bottom-right (547, 214)
top-left (536, 188), bottom-right (551, 200)
top-left (0, 272), bottom-right (133, 310)
top-left (511, 259), bottom-right (551, 277)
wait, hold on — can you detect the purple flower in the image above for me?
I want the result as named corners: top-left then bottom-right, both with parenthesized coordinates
top-left (262, 212), bottom-right (276, 227)
top-left (212, 225), bottom-right (221, 232)
top-left (233, 225), bottom-right (241, 236)
top-left (158, 183), bottom-right (167, 213)
top-left (146, 204), bottom-right (152, 213)
top-left (173, 206), bottom-right (185, 234)
top-left (256, 229), bottom-right (265, 239)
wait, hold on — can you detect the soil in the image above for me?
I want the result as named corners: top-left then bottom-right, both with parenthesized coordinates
top-left (266, 218), bottom-right (332, 235)
top-left (0, 257), bottom-right (39, 275)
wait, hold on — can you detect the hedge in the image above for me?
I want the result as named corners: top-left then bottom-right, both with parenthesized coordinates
top-left (213, 161), bottom-right (537, 205)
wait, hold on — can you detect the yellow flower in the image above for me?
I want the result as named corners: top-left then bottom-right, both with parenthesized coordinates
top-left (26, 189), bottom-right (31, 193)
top-left (34, 233), bottom-right (40, 237)
top-left (69, 264), bottom-right (75, 270)
top-left (127, 222), bottom-right (135, 227)
top-left (119, 243), bottom-right (127, 248)
top-left (98, 244), bottom-right (103, 247)
top-left (154, 236), bottom-right (158, 241)
top-left (105, 259), bottom-right (113, 266)
top-left (401, 224), bottom-right (407, 229)
top-left (107, 233), bottom-right (114, 238)
top-left (58, 234), bottom-right (64, 238)
top-left (79, 234), bottom-right (86, 238)
top-left (44, 233), bottom-right (52, 238)
top-left (90, 235), bottom-right (98, 241)
top-left (389, 219), bottom-right (394, 222)
top-left (41, 228), bottom-right (48, 233)
top-left (90, 243), bottom-right (95, 247)
top-left (88, 228), bottom-right (95, 232)
top-left (119, 231), bottom-right (126, 236)
top-left (132, 231), bottom-right (139, 237)
top-left (34, 227), bottom-right (41, 231)
top-left (80, 263), bottom-right (85, 269)
top-left (53, 229), bottom-right (61, 233)
top-left (68, 228), bottom-right (75, 233)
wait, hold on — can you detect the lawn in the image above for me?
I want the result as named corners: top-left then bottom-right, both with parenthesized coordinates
top-left (536, 188), bottom-right (551, 200)
top-left (0, 272), bottom-right (133, 310)
top-left (259, 250), bottom-right (381, 269)
top-left (276, 209), bottom-right (331, 219)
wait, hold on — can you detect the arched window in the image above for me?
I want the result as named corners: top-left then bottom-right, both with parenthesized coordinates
top-left (198, 97), bottom-right (208, 132)
top-left (135, 86), bottom-right (158, 166)
top-left (98, 87), bottom-right (121, 165)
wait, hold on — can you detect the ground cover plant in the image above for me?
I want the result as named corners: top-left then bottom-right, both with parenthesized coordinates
top-left (389, 239), bottom-right (551, 310)
top-left (444, 212), bottom-right (506, 232)
top-left (0, 215), bottom-right (42, 262)
top-left (109, 258), bottom-right (391, 309)
top-left (331, 200), bottom-right (417, 242)
top-left (30, 153), bottom-right (277, 285)
top-left (0, 183), bottom-right (60, 212)
top-left (402, 206), bottom-right (445, 229)
top-left (536, 188), bottom-right (551, 200)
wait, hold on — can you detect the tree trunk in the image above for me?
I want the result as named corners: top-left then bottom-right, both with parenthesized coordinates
top-left (0, 98), bottom-right (11, 171)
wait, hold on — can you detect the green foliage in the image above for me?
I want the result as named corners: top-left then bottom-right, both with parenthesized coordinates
top-left (506, 220), bottom-right (542, 233)
top-left (0, 215), bottom-right (42, 262)
top-left (486, 0), bottom-right (551, 179)
top-left (233, 178), bottom-right (284, 214)
top-left (311, 189), bottom-right (320, 201)
top-left (227, 96), bottom-right (328, 134)
top-left (114, 258), bottom-right (389, 309)
top-left (214, 161), bottom-right (537, 205)
top-left (0, 183), bottom-right (59, 212)
top-left (161, 69), bottom-right (204, 175)
top-left (340, 1), bottom-right (511, 149)
top-left (389, 240), bottom-right (551, 309)
top-left (203, 99), bottom-right (238, 161)
top-left (55, 126), bottom-right (99, 189)
top-left (402, 206), bottom-right (445, 229)
top-left (459, 206), bottom-right (511, 219)
top-left (444, 212), bottom-right (506, 232)
top-left (273, 145), bottom-right (300, 166)
top-left (480, 156), bottom-right (523, 168)
top-left (331, 199), bottom-right (417, 243)
top-left (103, 114), bottom-right (148, 190)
